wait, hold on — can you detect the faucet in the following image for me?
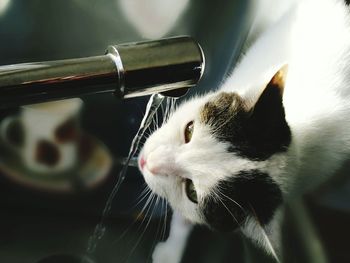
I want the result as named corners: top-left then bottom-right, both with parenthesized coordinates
top-left (0, 36), bottom-right (204, 108)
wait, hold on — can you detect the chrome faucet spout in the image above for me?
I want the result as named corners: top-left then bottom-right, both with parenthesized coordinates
top-left (0, 36), bottom-right (204, 108)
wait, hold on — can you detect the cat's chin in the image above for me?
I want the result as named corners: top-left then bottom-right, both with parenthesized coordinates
top-left (140, 168), bottom-right (166, 198)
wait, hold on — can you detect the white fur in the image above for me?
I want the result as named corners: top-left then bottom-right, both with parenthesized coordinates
top-left (139, 0), bottom-right (350, 259)
top-left (245, 0), bottom-right (298, 47)
top-left (223, 0), bottom-right (350, 195)
top-left (152, 212), bottom-right (193, 263)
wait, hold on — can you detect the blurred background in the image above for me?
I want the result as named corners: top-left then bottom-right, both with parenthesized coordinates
top-left (0, 0), bottom-right (349, 262)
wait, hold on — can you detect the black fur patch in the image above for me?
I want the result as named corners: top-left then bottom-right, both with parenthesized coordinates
top-left (200, 86), bottom-right (291, 161)
top-left (202, 170), bottom-right (282, 232)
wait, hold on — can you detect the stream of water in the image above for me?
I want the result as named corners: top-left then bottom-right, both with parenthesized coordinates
top-left (86, 94), bottom-right (165, 255)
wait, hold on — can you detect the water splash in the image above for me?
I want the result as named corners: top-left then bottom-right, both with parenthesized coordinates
top-left (86, 94), bottom-right (165, 255)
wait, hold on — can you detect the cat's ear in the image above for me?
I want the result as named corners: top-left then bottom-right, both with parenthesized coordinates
top-left (246, 65), bottom-right (291, 159)
top-left (251, 64), bottom-right (288, 118)
top-left (269, 64), bottom-right (288, 94)
top-left (258, 64), bottom-right (288, 106)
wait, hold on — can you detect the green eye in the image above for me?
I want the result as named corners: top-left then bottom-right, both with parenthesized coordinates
top-left (185, 179), bottom-right (198, 203)
top-left (184, 121), bottom-right (194, 143)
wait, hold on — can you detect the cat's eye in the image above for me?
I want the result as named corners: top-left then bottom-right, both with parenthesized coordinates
top-left (185, 178), bottom-right (198, 203)
top-left (184, 121), bottom-right (194, 143)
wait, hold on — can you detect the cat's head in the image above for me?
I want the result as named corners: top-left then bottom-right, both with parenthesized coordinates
top-left (139, 66), bottom-right (291, 233)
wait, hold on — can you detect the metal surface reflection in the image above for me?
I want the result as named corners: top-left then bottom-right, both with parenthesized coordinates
top-left (0, 36), bottom-right (204, 107)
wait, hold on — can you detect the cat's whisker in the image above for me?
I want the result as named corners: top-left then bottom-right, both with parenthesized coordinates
top-left (123, 192), bottom-right (156, 259)
top-left (163, 98), bottom-right (169, 112)
top-left (210, 190), bottom-right (242, 228)
top-left (146, 198), bottom-right (167, 249)
top-left (215, 187), bottom-right (245, 213)
top-left (126, 195), bottom-right (158, 261)
top-left (158, 198), bottom-right (165, 239)
top-left (137, 183), bottom-right (150, 196)
top-left (132, 187), bottom-right (153, 210)
top-left (140, 194), bottom-right (159, 235)
top-left (137, 192), bottom-right (156, 229)
top-left (142, 129), bottom-right (155, 145)
top-left (160, 101), bottom-right (165, 121)
top-left (144, 130), bottom-right (151, 136)
top-left (155, 109), bottom-right (159, 129)
top-left (144, 129), bottom-right (153, 136)
top-left (217, 196), bottom-right (242, 228)
top-left (143, 131), bottom-right (152, 138)
top-left (132, 185), bottom-right (150, 203)
top-left (166, 98), bottom-right (175, 121)
top-left (161, 97), bottom-right (177, 125)
top-left (110, 188), bottom-right (153, 246)
top-left (150, 115), bottom-right (158, 132)
top-left (151, 196), bottom-right (165, 252)
top-left (248, 205), bottom-right (280, 263)
top-left (161, 199), bottom-right (169, 242)
top-left (144, 104), bottom-right (164, 137)
top-left (145, 197), bottom-right (165, 263)
top-left (170, 98), bottom-right (177, 116)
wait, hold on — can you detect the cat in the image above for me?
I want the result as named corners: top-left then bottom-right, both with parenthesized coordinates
top-left (138, 0), bottom-right (350, 261)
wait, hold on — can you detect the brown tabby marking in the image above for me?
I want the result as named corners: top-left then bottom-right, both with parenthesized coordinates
top-left (199, 92), bottom-right (248, 127)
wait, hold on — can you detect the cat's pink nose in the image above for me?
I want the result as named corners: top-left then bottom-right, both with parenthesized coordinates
top-left (140, 156), bottom-right (146, 170)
